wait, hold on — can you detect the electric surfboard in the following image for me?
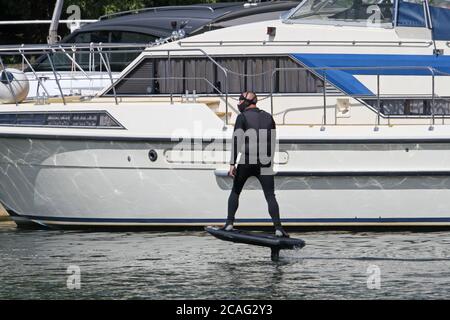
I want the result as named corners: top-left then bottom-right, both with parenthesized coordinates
top-left (205, 226), bottom-right (305, 261)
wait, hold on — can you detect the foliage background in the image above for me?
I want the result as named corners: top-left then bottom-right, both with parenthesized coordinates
top-left (0, 0), bottom-right (219, 44)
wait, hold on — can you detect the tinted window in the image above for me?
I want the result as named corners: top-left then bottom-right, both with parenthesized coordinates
top-left (0, 112), bottom-right (122, 128)
top-left (289, 0), bottom-right (394, 25)
top-left (72, 31), bottom-right (155, 44)
top-left (112, 56), bottom-right (323, 95)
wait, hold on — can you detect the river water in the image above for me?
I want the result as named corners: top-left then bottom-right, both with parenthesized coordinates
top-left (1, 221), bottom-right (450, 299)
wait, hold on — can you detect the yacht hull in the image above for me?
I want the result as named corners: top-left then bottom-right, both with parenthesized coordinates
top-left (2, 136), bottom-right (450, 229)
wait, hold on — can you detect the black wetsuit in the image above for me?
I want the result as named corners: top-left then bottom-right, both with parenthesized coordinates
top-left (227, 108), bottom-right (281, 228)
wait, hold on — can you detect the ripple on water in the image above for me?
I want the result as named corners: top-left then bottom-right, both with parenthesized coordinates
top-left (1, 222), bottom-right (450, 299)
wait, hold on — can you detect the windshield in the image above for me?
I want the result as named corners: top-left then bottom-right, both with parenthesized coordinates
top-left (287, 0), bottom-right (394, 26)
top-left (429, 0), bottom-right (450, 8)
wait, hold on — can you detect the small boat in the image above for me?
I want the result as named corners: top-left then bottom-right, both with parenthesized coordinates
top-left (23, 1), bottom-right (301, 99)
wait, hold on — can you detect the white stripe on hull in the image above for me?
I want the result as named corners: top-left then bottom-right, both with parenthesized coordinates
top-left (9, 218), bottom-right (450, 228)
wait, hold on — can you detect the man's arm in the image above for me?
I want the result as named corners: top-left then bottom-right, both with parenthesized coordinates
top-left (229, 114), bottom-right (245, 176)
top-left (269, 118), bottom-right (276, 164)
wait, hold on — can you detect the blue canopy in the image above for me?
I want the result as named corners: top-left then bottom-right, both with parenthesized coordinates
top-left (292, 53), bottom-right (450, 96)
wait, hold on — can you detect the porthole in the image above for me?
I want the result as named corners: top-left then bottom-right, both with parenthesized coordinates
top-left (148, 149), bottom-right (158, 162)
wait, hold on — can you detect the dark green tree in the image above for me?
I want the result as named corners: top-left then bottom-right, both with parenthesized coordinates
top-left (0, 0), bottom-right (218, 44)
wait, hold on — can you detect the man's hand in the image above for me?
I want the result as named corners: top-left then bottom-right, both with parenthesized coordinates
top-left (228, 165), bottom-right (237, 178)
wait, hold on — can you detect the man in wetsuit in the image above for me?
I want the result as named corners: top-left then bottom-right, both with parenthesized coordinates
top-left (221, 91), bottom-right (289, 238)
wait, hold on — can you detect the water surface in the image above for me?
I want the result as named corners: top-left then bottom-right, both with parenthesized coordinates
top-left (1, 221), bottom-right (450, 299)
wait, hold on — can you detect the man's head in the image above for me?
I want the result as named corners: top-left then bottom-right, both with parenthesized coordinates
top-left (238, 91), bottom-right (258, 113)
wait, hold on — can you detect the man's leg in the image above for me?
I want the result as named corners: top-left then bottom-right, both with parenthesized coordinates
top-left (257, 173), bottom-right (281, 227)
top-left (257, 170), bottom-right (288, 237)
top-left (226, 165), bottom-right (252, 226)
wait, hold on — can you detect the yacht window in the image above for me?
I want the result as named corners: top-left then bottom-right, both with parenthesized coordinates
top-left (365, 98), bottom-right (450, 116)
top-left (278, 58), bottom-right (323, 93)
top-left (114, 58), bottom-right (155, 94)
top-left (0, 112), bottom-right (122, 128)
top-left (216, 58), bottom-right (247, 93)
top-left (428, 0), bottom-right (450, 40)
top-left (156, 58), bottom-right (185, 94)
top-left (110, 31), bottom-right (156, 44)
top-left (429, 0), bottom-right (450, 8)
top-left (32, 52), bottom-right (73, 71)
top-left (73, 31), bottom-right (110, 43)
top-left (31, 31), bottom-right (153, 72)
top-left (245, 58), bottom-right (276, 93)
top-left (31, 48), bottom-right (143, 73)
top-left (287, 0), bottom-right (394, 26)
top-left (397, 0), bottom-right (427, 27)
top-left (184, 58), bottom-right (216, 94)
top-left (111, 56), bottom-right (323, 95)
top-left (73, 31), bottom-right (156, 44)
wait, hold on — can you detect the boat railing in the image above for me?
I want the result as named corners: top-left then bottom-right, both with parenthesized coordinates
top-left (0, 44), bottom-right (145, 106)
top-left (106, 75), bottom-right (226, 100)
top-left (98, 5), bottom-right (216, 20)
top-left (178, 40), bottom-right (434, 48)
top-left (268, 65), bottom-right (445, 128)
top-left (217, 64), bottom-right (445, 126)
top-left (0, 43), bottom-right (155, 53)
top-left (1, 44), bottom-right (448, 127)
top-left (87, 46), bottom-right (230, 108)
top-left (0, 44), bottom-right (230, 110)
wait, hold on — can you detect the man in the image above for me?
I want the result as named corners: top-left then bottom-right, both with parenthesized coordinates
top-left (221, 91), bottom-right (289, 237)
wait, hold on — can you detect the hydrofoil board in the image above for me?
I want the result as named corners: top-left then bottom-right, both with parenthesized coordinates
top-left (205, 226), bottom-right (305, 261)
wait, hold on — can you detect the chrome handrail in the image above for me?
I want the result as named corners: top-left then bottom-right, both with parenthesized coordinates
top-left (0, 44), bottom-right (140, 102)
top-left (57, 45), bottom-right (90, 79)
top-left (0, 43), bottom-right (448, 127)
top-left (97, 47), bottom-right (118, 106)
top-left (103, 47), bottom-right (230, 123)
top-left (0, 43), bottom-right (154, 52)
top-left (99, 5), bottom-right (215, 20)
top-left (19, 48), bottom-right (51, 98)
top-left (178, 40), bottom-right (434, 48)
top-left (269, 65), bottom-right (440, 126)
top-left (46, 52), bottom-right (66, 105)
